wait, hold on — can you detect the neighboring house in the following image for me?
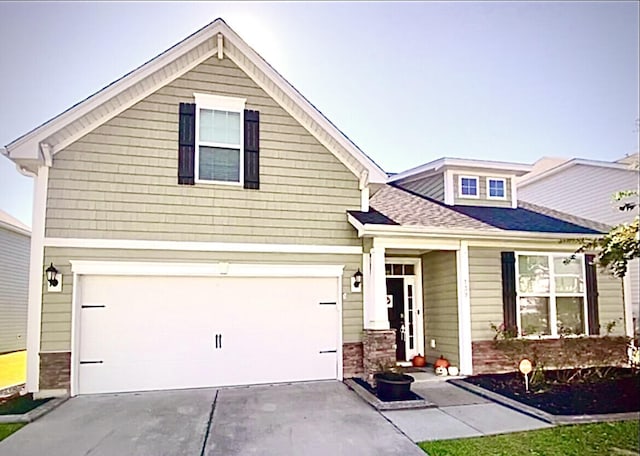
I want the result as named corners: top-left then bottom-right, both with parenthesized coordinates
top-left (1, 19), bottom-right (629, 397)
top-left (518, 156), bottom-right (640, 337)
top-left (0, 210), bottom-right (30, 354)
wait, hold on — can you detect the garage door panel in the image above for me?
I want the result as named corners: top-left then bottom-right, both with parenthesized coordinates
top-left (78, 274), bottom-right (339, 394)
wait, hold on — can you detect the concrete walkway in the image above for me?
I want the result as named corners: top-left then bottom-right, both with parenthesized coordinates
top-left (382, 381), bottom-right (552, 442)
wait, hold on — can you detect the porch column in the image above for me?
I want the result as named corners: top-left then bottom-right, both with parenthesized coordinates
top-left (456, 241), bottom-right (473, 375)
top-left (364, 247), bottom-right (389, 330)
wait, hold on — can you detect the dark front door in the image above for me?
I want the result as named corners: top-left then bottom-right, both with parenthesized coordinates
top-left (386, 278), bottom-right (405, 361)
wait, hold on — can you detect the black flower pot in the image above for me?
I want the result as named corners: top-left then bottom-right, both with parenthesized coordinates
top-left (374, 373), bottom-right (415, 401)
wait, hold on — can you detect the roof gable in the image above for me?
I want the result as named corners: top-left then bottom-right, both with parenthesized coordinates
top-left (4, 19), bottom-right (387, 183)
top-left (0, 209), bottom-right (31, 236)
top-left (518, 157), bottom-right (636, 187)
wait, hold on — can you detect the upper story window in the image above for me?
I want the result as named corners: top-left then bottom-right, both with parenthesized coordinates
top-left (487, 178), bottom-right (506, 199)
top-left (459, 176), bottom-right (479, 198)
top-left (516, 253), bottom-right (588, 337)
top-left (194, 93), bottom-right (246, 184)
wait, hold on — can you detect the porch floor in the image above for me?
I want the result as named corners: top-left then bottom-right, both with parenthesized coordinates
top-left (400, 366), bottom-right (466, 383)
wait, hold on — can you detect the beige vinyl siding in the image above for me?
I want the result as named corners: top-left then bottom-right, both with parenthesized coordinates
top-left (422, 251), bottom-right (459, 366)
top-left (0, 227), bottom-right (29, 353)
top-left (46, 56), bottom-right (361, 245)
top-left (468, 247), bottom-right (626, 340)
top-left (597, 270), bottom-right (626, 335)
top-left (468, 247), bottom-right (503, 340)
top-left (397, 174), bottom-right (445, 202)
top-left (40, 247), bottom-right (363, 352)
top-left (453, 174), bottom-right (512, 207)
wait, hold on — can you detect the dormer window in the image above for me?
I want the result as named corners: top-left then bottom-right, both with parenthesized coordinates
top-left (487, 178), bottom-right (506, 199)
top-left (459, 176), bottom-right (479, 198)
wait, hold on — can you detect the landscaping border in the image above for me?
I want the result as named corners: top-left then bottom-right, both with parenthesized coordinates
top-left (448, 378), bottom-right (640, 425)
top-left (0, 396), bottom-right (69, 423)
top-left (344, 378), bottom-right (435, 411)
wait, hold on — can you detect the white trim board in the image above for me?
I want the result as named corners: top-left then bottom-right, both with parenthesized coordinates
top-left (44, 238), bottom-right (362, 254)
top-left (70, 260), bottom-right (345, 278)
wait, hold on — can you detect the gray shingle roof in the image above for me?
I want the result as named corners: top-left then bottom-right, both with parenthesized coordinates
top-left (349, 185), bottom-right (608, 235)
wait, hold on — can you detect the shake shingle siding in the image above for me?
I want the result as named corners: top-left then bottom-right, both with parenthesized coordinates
top-left (46, 57), bottom-right (361, 245)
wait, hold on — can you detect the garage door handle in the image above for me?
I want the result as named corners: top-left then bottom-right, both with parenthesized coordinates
top-left (319, 350), bottom-right (336, 354)
top-left (215, 334), bottom-right (223, 349)
top-left (80, 360), bottom-right (103, 364)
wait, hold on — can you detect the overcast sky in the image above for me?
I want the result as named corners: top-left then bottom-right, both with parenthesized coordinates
top-left (1, 1), bottom-right (638, 227)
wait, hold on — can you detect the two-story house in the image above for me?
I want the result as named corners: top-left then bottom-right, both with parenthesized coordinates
top-left (2, 19), bottom-right (630, 397)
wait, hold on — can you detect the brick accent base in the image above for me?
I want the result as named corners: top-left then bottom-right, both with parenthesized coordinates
top-left (343, 342), bottom-right (364, 378)
top-left (363, 329), bottom-right (397, 385)
top-left (472, 337), bottom-right (630, 374)
top-left (40, 352), bottom-right (71, 390)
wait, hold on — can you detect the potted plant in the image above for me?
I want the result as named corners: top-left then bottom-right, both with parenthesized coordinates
top-left (374, 362), bottom-right (415, 401)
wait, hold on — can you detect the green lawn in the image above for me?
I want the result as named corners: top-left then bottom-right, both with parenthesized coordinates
top-left (0, 423), bottom-right (25, 441)
top-left (419, 420), bottom-right (639, 456)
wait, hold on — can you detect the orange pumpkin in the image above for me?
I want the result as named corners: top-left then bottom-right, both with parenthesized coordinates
top-left (412, 354), bottom-right (426, 367)
top-left (434, 355), bottom-right (450, 369)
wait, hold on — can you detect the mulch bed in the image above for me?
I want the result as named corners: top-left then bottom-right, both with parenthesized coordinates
top-left (0, 393), bottom-right (51, 415)
top-left (463, 367), bottom-right (640, 415)
top-left (351, 377), bottom-right (425, 402)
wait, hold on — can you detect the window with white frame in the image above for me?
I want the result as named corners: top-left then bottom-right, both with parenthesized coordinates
top-left (195, 93), bottom-right (245, 184)
top-left (459, 176), bottom-right (479, 198)
top-left (487, 178), bottom-right (506, 199)
top-left (516, 253), bottom-right (588, 337)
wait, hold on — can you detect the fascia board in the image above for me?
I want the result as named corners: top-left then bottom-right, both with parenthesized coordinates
top-left (5, 21), bottom-right (226, 159)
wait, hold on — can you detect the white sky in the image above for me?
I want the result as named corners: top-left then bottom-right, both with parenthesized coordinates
top-left (1, 1), bottom-right (638, 226)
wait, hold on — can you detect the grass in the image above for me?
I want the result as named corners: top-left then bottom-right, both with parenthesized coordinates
top-left (0, 351), bottom-right (26, 389)
top-left (0, 423), bottom-right (25, 441)
top-left (419, 420), bottom-right (640, 456)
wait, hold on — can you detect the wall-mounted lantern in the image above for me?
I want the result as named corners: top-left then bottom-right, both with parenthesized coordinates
top-left (45, 262), bottom-right (62, 292)
top-left (351, 269), bottom-right (363, 293)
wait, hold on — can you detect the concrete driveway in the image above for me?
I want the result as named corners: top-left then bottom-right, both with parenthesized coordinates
top-left (0, 381), bottom-right (423, 456)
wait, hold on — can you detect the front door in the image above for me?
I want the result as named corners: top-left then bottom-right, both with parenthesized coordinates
top-left (386, 278), bottom-right (406, 361)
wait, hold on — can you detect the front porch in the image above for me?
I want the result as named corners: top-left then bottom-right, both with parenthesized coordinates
top-left (357, 238), bottom-right (473, 383)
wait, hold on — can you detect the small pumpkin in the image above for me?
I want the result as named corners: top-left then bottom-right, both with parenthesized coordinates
top-left (434, 355), bottom-right (450, 370)
top-left (412, 354), bottom-right (426, 367)
top-left (435, 366), bottom-right (448, 376)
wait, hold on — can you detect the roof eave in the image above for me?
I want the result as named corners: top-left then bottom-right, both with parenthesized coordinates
top-left (347, 213), bottom-right (602, 242)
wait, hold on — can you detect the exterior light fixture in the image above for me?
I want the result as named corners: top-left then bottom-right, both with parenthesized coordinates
top-left (353, 269), bottom-right (363, 288)
top-left (46, 262), bottom-right (59, 287)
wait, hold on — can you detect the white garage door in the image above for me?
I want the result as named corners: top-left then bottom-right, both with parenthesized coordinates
top-left (77, 275), bottom-right (339, 394)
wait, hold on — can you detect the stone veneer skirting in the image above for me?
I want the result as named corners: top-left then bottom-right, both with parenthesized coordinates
top-left (343, 342), bottom-right (364, 378)
top-left (39, 352), bottom-right (71, 390)
top-left (472, 337), bottom-right (630, 374)
top-left (363, 329), bottom-right (397, 384)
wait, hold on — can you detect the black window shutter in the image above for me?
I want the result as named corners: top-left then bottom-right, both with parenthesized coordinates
top-left (178, 103), bottom-right (196, 185)
top-left (585, 254), bottom-right (600, 335)
top-left (501, 252), bottom-right (518, 333)
top-left (244, 109), bottom-right (260, 189)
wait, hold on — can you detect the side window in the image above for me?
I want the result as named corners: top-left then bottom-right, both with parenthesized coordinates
top-left (459, 176), bottom-right (479, 198)
top-left (487, 178), bottom-right (506, 199)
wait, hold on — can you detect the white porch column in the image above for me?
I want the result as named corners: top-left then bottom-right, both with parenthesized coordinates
top-left (27, 165), bottom-right (49, 392)
top-left (456, 241), bottom-right (473, 375)
top-left (364, 247), bottom-right (389, 330)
